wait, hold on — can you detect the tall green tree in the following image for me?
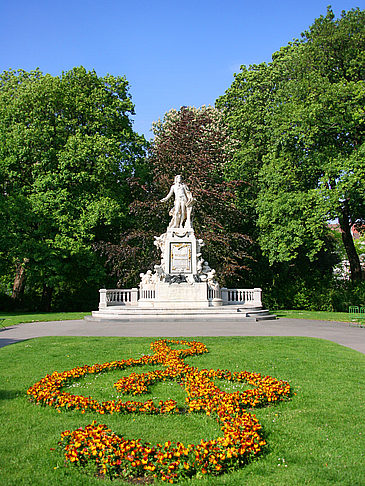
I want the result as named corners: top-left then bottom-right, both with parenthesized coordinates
top-left (258, 7), bottom-right (365, 281)
top-left (216, 62), bottom-right (277, 228)
top-left (0, 67), bottom-right (146, 309)
top-left (218, 7), bottom-right (365, 283)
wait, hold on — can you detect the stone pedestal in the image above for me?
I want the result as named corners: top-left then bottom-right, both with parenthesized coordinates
top-left (138, 281), bottom-right (212, 308)
top-left (162, 228), bottom-right (198, 274)
top-left (138, 221), bottom-right (223, 308)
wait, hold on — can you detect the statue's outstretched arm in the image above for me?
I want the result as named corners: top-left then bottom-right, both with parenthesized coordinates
top-left (160, 185), bottom-right (174, 203)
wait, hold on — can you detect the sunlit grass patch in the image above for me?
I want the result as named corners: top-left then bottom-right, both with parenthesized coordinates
top-left (0, 336), bottom-right (364, 485)
top-left (275, 310), bottom-right (352, 322)
top-left (62, 365), bottom-right (190, 407)
top-left (0, 311), bottom-right (90, 326)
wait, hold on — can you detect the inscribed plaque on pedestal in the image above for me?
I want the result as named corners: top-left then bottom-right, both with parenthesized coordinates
top-left (170, 243), bottom-right (192, 274)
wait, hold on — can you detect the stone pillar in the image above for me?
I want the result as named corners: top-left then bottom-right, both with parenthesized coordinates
top-left (221, 288), bottom-right (228, 305)
top-left (253, 288), bottom-right (262, 307)
top-left (212, 297), bottom-right (223, 307)
top-left (131, 288), bottom-right (139, 305)
top-left (99, 289), bottom-right (107, 309)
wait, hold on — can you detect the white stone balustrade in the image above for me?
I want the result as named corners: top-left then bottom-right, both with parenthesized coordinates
top-left (99, 288), bottom-right (138, 309)
top-left (207, 287), bottom-right (222, 300)
top-left (221, 288), bottom-right (262, 307)
top-left (99, 286), bottom-right (261, 309)
top-left (139, 288), bottom-right (156, 300)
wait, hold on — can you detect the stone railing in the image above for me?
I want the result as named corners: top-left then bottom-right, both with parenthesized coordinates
top-left (99, 287), bottom-right (262, 309)
top-left (207, 287), bottom-right (221, 300)
top-left (139, 288), bottom-right (156, 300)
top-left (99, 288), bottom-right (139, 309)
top-left (221, 288), bottom-right (262, 307)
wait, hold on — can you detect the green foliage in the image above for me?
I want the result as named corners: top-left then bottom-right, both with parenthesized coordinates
top-left (258, 8), bottom-right (365, 279)
top-left (265, 272), bottom-right (365, 312)
top-left (216, 62), bottom-right (278, 226)
top-left (218, 7), bottom-right (365, 287)
top-left (0, 67), bottom-right (146, 309)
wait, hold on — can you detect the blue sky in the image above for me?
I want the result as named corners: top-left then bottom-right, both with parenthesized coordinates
top-left (0, 1), bottom-right (363, 139)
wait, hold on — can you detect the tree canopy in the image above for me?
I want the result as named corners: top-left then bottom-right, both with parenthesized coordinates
top-left (217, 7), bottom-right (365, 282)
top-left (99, 105), bottom-right (251, 287)
top-left (0, 67), bottom-right (146, 309)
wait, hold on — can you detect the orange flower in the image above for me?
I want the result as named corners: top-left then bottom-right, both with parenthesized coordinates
top-left (30, 339), bottom-right (292, 483)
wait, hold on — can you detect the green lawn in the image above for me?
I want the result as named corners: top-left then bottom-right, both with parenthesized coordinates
top-left (0, 311), bottom-right (90, 327)
top-left (0, 336), bottom-right (364, 485)
top-left (275, 310), bottom-right (357, 322)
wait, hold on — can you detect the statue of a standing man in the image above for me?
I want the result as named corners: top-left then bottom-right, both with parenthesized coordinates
top-left (160, 175), bottom-right (194, 229)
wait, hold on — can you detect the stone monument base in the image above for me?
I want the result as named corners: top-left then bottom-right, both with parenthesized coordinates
top-left (89, 175), bottom-right (276, 321)
top-left (138, 281), bottom-right (221, 309)
top-left (89, 286), bottom-right (277, 321)
top-left (87, 304), bottom-right (275, 321)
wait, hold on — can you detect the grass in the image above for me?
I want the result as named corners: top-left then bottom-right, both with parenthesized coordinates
top-left (275, 310), bottom-right (357, 322)
top-left (0, 311), bottom-right (90, 327)
top-left (0, 336), bottom-right (364, 485)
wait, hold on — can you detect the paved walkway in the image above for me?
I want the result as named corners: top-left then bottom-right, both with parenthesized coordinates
top-left (0, 317), bottom-right (364, 354)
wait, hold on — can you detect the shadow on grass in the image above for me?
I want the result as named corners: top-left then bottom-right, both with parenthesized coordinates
top-left (0, 338), bottom-right (27, 348)
top-left (0, 389), bottom-right (22, 400)
top-left (273, 312), bottom-right (286, 317)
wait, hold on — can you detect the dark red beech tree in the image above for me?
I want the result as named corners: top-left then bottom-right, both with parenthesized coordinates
top-left (98, 106), bottom-right (252, 288)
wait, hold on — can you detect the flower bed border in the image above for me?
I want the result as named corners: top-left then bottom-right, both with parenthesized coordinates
top-left (27, 339), bottom-right (292, 483)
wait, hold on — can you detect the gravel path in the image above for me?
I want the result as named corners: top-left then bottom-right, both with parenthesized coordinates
top-left (0, 317), bottom-right (364, 354)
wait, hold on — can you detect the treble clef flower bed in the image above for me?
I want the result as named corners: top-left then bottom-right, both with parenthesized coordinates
top-left (27, 340), bottom-right (292, 483)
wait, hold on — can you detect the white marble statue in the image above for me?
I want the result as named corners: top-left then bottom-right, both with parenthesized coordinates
top-left (153, 264), bottom-right (165, 281)
top-left (207, 269), bottom-right (219, 290)
top-left (160, 175), bottom-right (194, 229)
top-left (154, 233), bottom-right (167, 252)
top-left (139, 270), bottom-right (153, 286)
top-left (139, 175), bottom-right (220, 297)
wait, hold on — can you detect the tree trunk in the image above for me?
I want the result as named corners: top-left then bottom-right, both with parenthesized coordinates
top-left (41, 285), bottom-right (53, 312)
top-left (338, 203), bottom-right (363, 282)
top-left (11, 258), bottom-right (29, 301)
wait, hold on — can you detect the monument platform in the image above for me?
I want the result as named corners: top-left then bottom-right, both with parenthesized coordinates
top-left (90, 175), bottom-right (275, 322)
top-left (87, 305), bottom-right (276, 321)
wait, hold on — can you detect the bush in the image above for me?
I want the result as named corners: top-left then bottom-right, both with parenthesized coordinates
top-left (264, 277), bottom-right (365, 312)
top-left (0, 293), bottom-right (18, 311)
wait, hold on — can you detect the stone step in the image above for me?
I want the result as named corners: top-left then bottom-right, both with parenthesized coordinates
top-left (93, 305), bottom-right (263, 313)
top-left (86, 306), bottom-right (276, 321)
